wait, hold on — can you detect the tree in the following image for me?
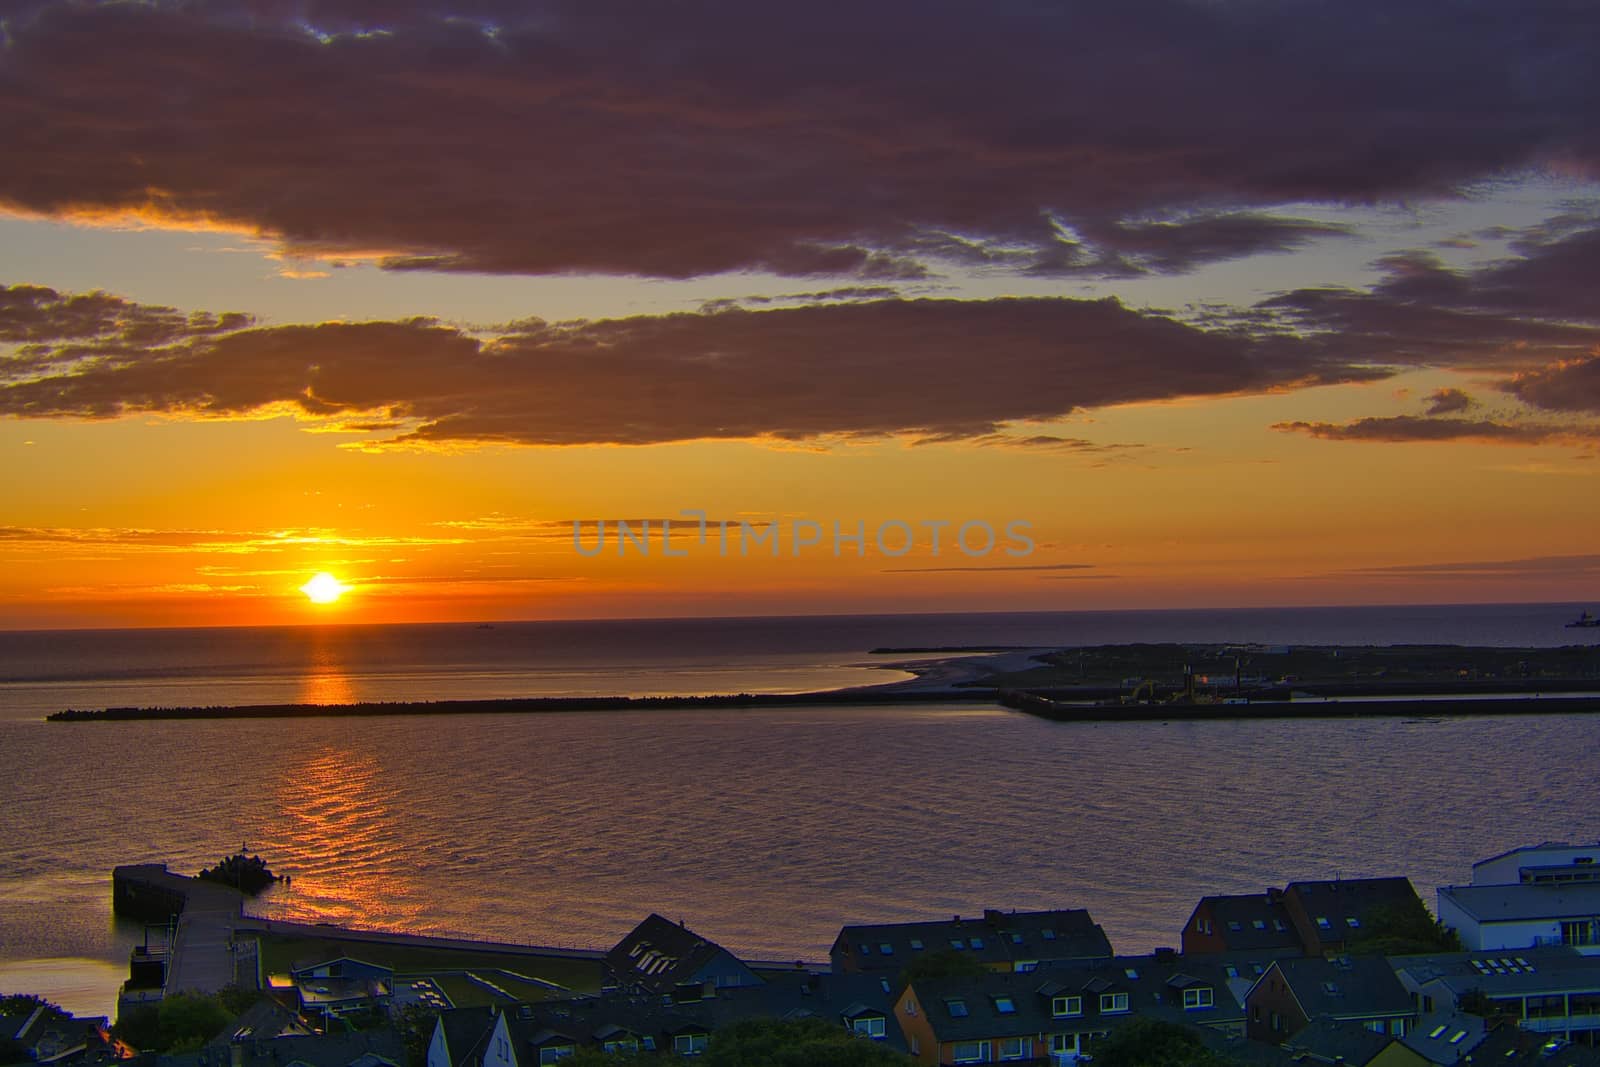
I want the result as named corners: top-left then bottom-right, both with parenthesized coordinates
top-left (112, 991), bottom-right (234, 1053)
top-left (1088, 1019), bottom-right (1238, 1067)
top-left (0, 996), bottom-right (68, 1025)
top-left (1348, 897), bottom-right (1462, 956)
top-left (703, 1017), bottom-right (914, 1067)
top-left (393, 1003), bottom-right (440, 1067)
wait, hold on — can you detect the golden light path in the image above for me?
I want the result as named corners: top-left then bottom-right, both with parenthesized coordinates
top-left (299, 573), bottom-right (349, 604)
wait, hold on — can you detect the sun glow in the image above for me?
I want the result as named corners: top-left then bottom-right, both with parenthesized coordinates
top-left (300, 572), bottom-right (349, 604)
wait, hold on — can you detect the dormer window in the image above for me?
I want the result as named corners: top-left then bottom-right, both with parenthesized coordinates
top-left (1183, 987), bottom-right (1214, 1009)
top-left (852, 1016), bottom-right (887, 1039)
top-left (1100, 993), bottom-right (1129, 1014)
top-left (1052, 995), bottom-right (1083, 1018)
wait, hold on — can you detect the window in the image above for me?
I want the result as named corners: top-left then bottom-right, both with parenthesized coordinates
top-left (603, 1040), bottom-right (637, 1055)
top-left (1364, 1021), bottom-right (1384, 1034)
top-left (1042, 929), bottom-right (1056, 941)
top-left (1227, 921), bottom-right (1242, 932)
top-left (859, 943), bottom-right (872, 954)
top-left (998, 1037), bottom-right (1026, 1061)
top-left (1315, 916), bottom-right (1332, 930)
top-left (970, 936), bottom-right (985, 950)
top-left (1123, 968), bottom-right (1140, 980)
top-left (1050, 1034), bottom-right (1079, 1055)
top-left (1273, 920), bottom-right (1287, 932)
top-left (1561, 920), bottom-right (1598, 946)
top-left (1346, 917), bottom-right (1361, 928)
top-left (909, 938), bottom-right (924, 951)
top-left (1099, 993), bottom-right (1129, 1014)
top-left (879, 943), bottom-right (893, 955)
top-left (1183, 987), bottom-right (1214, 1010)
top-left (993, 996), bottom-right (1016, 1015)
top-left (1270, 1011), bottom-right (1281, 1033)
top-left (642, 1037), bottom-right (657, 1052)
top-left (950, 939), bottom-right (966, 950)
top-left (1052, 996), bottom-right (1083, 1018)
top-left (1224, 965), bottom-right (1239, 979)
top-left (880, 979), bottom-right (892, 994)
top-left (946, 998), bottom-right (970, 1018)
top-left (951, 1041), bottom-right (990, 1063)
top-left (673, 1033), bottom-right (708, 1056)
top-left (1010, 932), bottom-right (1023, 944)
top-left (853, 1016), bottom-right (886, 1038)
top-left (1252, 919), bottom-right (1266, 930)
top-left (910, 1038), bottom-right (919, 1056)
top-left (904, 997), bottom-right (918, 1016)
top-left (1449, 1030), bottom-right (1467, 1044)
top-left (538, 1047), bottom-right (574, 1065)
top-left (1014, 960), bottom-right (1038, 973)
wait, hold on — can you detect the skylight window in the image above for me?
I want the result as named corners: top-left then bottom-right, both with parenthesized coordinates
top-left (1316, 916), bottom-right (1332, 930)
top-left (909, 939), bottom-right (924, 950)
top-left (993, 996), bottom-right (1016, 1014)
top-left (1252, 920), bottom-right (1266, 930)
top-left (1011, 933), bottom-right (1023, 944)
top-left (970, 937), bottom-right (985, 949)
top-left (1450, 1031), bottom-right (1467, 1044)
top-left (945, 998), bottom-right (969, 1018)
top-left (1042, 929), bottom-right (1056, 940)
top-left (1346, 917), bottom-right (1361, 928)
top-left (950, 939), bottom-right (965, 950)
top-left (1429, 1026), bottom-right (1447, 1039)
top-left (879, 944), bottom-right (893, 955)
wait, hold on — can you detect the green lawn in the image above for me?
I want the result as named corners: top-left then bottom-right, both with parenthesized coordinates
top-left (257, 934), bottom-right (603, 994)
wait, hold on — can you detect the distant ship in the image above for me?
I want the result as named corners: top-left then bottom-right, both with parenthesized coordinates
top-left (1566, 610), bottom-right (1600, 629)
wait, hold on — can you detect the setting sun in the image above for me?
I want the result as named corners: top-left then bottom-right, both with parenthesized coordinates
top-left (299, 573), bottom-right (349, 604)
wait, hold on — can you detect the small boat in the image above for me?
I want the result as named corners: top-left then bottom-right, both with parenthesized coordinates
top-left (1566, 610), bottom-right (1600, 629)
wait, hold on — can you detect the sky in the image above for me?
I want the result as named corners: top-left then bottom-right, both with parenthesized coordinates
top-left (2, 0), bottom-right (1600, 628)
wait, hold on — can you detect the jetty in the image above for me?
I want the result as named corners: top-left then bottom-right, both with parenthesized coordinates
top-left (113, 864), bottom-right (257, 999)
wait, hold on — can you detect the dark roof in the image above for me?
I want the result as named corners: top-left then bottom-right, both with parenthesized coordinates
top-left (834, 908), bottom-right (1111, 971)
top-left (435, 1006), bottom-right (496, 1067)
top-left (1465, 1022), bottom-right (1600, 1066)
top-left (1400, 1011), bottom-right (1486, 1062)
top-left (1284, 877), bottom-right (1423, 945)
top-left (1192, 893), bottom-right (1303, 953)
top-left (1391, 947), bottom-right (1600, 998)
top-left (1439, 883), bottom-right (1600, 922)
top-left (906, 954), bottom-right (1241, 1044)
top-left (146, 1031), bottom-right (405, 1067)
top-left (1283, 1015), bottom-right (1397, 1067)
top-left (604, 914), bottom-right (755, 995)
top-left (495, 969), bottom-right (906, 1054)
top-left (1254, 956), bottom-right (1414, 1020)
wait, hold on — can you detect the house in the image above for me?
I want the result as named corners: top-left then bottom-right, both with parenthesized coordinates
top-left (0, 1000), bottom-right (113, 1067)
top-left (425, 1005), bottom-right (496, 1067)
top-left (287, 958), bottom-right (395, 1022)
top-left (1398, 1011), bottom-right (1487, 1065)
top-left (832, 909), bottom-right (1112, 975)
top-left (145, 1031), bottom-right (406, 1067)
top-left (1245, 955), bottom-right (1415, 1044)
top-left (603, 914), bottom-right (763, 996)
top-left (1471, 844), bottom-right (1600, 888)
top-left (1281, 878), bottom-right (1429, 956)
top-left (895, 954), bottom-right (1240, 1064)
top-left (1390, 948), bottom-right (1600, 1045)
top-left (1436, 883), bottom-right (1600, 956)
top-left (436, 968), bottom-right (906, 1065)
top-left (1465, 1021), bottom-right (1600, 1065)
top-left (1182, 891), bottom-right (1303, 958)
top-left (1283, 1015), bottom-right (1430, 1067)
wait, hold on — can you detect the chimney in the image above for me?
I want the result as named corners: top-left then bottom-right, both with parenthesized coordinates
top-left (953, 915), bottom-right (961, 923)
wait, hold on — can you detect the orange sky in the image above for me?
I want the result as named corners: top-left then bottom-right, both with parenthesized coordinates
top-left (3, 3), bottom-right (1600, 628)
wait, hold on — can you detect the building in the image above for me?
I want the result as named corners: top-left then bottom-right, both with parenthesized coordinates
top-left (895, 954), bottom-right (1241, 1064)
top-left (1398, 1011), bottom-right (1487, 1065)
top-left (1437, 884), bottom-right (1600, 956)
top-left (1390, 948), bottom-right (1600, 1046)
top-left (1182, 891), bottom-right (1303, 958)
top-left (1245, 955), bottom-right (1415, 1044)
top-left (1283, 1015), bottom-right (1430, 1067)
top-left (832, 909), bottom-right (1112, 975)
top-left (1281, 878), bottom-right (1429, 956)
top-left (425, 1005), bottom-right (497, 1067)
top-left (147, 1032), bottom-right (405, 1067)
top-left (603, 914), bottom-right (763, 996)
top-left (1471, 844), bottom-right (1600, 888)
top-left (433, 970), bottom-right (905, 1065)
top-left (287, 958), bottom-right (395, 1023)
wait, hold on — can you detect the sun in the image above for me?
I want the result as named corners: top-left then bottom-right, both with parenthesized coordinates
top-left (300, 572), bottom-right (349, 604)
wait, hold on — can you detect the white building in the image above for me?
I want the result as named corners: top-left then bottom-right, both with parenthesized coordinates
top-left (1437, 883), bottom-right (1600, 955)
top-left (1471, 843), bottom-right (1600, 888)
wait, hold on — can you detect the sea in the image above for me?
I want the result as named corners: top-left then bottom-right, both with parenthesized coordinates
top-left (1, 603), bottom-right (1597, 1020)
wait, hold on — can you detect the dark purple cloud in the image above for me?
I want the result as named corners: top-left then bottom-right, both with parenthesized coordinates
top-left (0, 283), bottom-right (1383, 446)
top-left (1, 1), bottom-right (1596, 278)
top-left (1272, 415), bottom-right (1594, 444)
top-left (1506, 356), bottom-right (1600, 413)
top-left (1424, 387), bottom-right (1475, 415)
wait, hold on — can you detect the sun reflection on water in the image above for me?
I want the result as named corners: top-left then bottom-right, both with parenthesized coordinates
top-left (261, 748), bottom-right (424, 930)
